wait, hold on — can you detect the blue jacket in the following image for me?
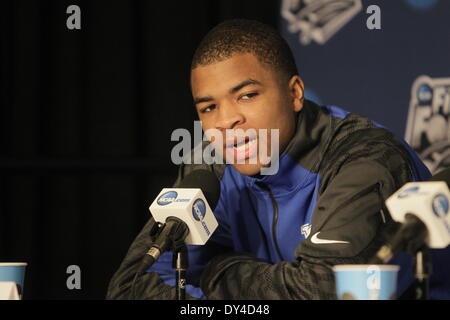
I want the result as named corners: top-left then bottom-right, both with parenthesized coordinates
top-left (107, 100), bottom-right (450, 299)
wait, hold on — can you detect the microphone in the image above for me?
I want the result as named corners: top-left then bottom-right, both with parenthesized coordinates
top-left (138, 169), bottom-right (221, 273)
top-left (370, 168), bottom-right (450, 264)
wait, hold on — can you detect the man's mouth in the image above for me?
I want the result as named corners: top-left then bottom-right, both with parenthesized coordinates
top-left (225, 136), bottom-right (258, 161)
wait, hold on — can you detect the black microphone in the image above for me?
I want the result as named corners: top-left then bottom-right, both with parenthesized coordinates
top-left (369, 214), bottom-right (428, 264)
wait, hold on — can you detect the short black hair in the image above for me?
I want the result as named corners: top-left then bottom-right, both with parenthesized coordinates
top-left (191, 19), bottom-right (298, 82)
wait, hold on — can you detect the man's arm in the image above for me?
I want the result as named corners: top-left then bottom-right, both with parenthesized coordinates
top-left (199, 158), bottom-right (412, 299)
top-left (106, 217), bottom-right (185, 300)
top-left (106, 216), bottom-right (231, 299)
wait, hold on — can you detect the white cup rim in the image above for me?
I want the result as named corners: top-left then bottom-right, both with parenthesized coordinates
top-left (0, 263), bottom-right (28, 267)
top-left (333, 264), bottom-right (399, 272)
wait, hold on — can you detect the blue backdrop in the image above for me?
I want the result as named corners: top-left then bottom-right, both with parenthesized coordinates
top-left (280, 0), bottom-right (449, 174)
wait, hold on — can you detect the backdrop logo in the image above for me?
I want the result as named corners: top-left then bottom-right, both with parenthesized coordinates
top-left (157, 191), bottom-right (178, 206)
top-left (281, 0), bottom-right (362, 45)
top-left (405, 76), bottom-right (450, 174)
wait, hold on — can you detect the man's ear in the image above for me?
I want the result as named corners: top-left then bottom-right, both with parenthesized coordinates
top-left (288, 75), bottom-right (304, 112)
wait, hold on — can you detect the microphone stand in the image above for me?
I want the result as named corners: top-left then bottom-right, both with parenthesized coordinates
top-left (144, 218), bottom-right (190, 300)
top-left (414, 247), bottom-right (431, 300)
top-left (370, 217), bottom-right (431, 300)
top-left (169, 224), bottom-right (189, 301)
top-left (390, 215), bottom-right (431, 300)
top-left (173, 246), bottom-right (188, 300)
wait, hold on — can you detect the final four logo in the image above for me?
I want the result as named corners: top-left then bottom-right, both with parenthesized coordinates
top-left (405, 76), bottom-right (450, 174)
top-left (281, 0), bottom-right (362, 45)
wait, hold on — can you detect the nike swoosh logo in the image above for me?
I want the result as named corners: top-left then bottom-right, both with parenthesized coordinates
top-left (310, 232), bottom-right (350, 244)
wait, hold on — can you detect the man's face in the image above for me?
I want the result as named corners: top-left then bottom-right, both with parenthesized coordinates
top-left (191, 53), bottom-right (303, 176)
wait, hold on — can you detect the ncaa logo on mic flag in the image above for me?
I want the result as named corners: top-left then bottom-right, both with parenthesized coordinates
top-left (432, 194), bottom-right (449, 218)
top-left (397, 186), bottom-right (420, 198)
top-left (157, 191), bottom-right (178, 206)
top-left (432, 194), bottom-right (450, 234)
top-left (192, 199), bottom-right (206, 221)
top-left (192, 198), bottom-right (211, 236)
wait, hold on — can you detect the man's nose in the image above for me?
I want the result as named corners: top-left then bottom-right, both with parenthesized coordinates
top-left (215, 103), bottom-right (244, 130)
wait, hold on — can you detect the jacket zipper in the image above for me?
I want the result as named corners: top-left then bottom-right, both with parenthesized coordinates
top-left (255, 182), bottom-right (285, 261)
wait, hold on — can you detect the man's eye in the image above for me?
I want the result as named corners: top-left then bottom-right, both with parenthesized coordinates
top-left (239, 92), bottom-right (259, 101)
top-left (201, 104), bottom-right (216, 113)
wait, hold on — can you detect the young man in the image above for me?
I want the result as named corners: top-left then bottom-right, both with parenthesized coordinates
top-left (107, 19), bottom-right (448, 299)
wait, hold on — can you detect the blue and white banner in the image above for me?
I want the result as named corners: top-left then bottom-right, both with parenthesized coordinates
top-left (280, 0), bottom-right (450, 174)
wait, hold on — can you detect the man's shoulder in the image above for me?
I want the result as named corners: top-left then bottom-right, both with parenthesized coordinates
top-left (315, 107), bottom-right (415, 190)
top-left (291, 101), bottom-right (404, 173)
top-left (318, 105), bottom-right (407, 163)
top-left (323, 106), bottom-right (395, 146)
